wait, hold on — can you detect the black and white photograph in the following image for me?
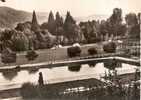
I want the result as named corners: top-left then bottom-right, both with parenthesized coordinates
top-left (0, 0), bottom-right (140, 100)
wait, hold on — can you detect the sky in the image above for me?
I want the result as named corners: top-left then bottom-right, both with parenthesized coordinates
top-left (0, 0), bottom-right (141, 17)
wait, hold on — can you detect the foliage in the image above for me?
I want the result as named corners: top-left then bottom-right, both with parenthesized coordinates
top-left (15, 21), bottom-right (32, 32)
top-left (11, 31), bottom-right (29, 51)
top-left (88, 47), bottom-right (98, 55)
top-left (125, 13), bottom-right (138, 26)
top-left (55, 12), bottom-right (64, 36)
top-left (106, 8), bottom-right (126, 36)
top-left (125, 13), bottom-right (140, 38)
top-left (1, 48), bottom-right (16, 63)
top-left (79, 20), bottom-right (101, 43)
top-left (47, 11), bottom-right (56, 34)
top-left (103, 42), bottom-right (116, 53)
top-left (20, 80), bottom-right (140, 100)
top-left (0, 8), bottom-right (140, 52)
top-left (25, 50), bottom-right (38, 61)
top-left (64, 12), bottom-right (81, 43)
top-left (0, 29), bottom-right (13, 40)
top-left (67, 46), bottom-right (81, 57)
top-left (31, 11), bottom-right (40, 32)
top-left (99, 20), bottom-right (108, 40)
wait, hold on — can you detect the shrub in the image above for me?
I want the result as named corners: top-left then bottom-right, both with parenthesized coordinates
top-left (11, 31), bottom-right (29, 51)
top-left (20, 82), bottom-right (38, 98)
top-left (67, 46), bottom-right (81, 57)
top-left (103, 42), bottom-right (116, 53)
top-left (88, 47), bottom-right (98, 55)
top-left (1, 48), bottom-right (16, 63)
top-left (25, 50), bottom-right (38, 61)
top-left (68, 65), bottom-right (81, 72)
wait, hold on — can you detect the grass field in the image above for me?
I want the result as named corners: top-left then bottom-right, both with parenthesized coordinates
top-left (0, 43), bottom-right (104, 67)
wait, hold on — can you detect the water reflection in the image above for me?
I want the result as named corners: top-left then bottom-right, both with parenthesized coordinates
top-left (104, 60), bottom-right (122, 70)
top-left (0, 63), bottom-right (137, 90)
top-left (2, 70), bottom-right (18, 81)
top-left (68, 64), bottom-right (82, 72)
top-left (88, 62), bottom-right (97, 67)
top-left (28, 68), bottom-right (39, 74)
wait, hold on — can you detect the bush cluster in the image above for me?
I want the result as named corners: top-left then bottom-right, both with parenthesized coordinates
top-left (103, 42), bottom-right (116, 53)
top-left (88, 47), bottom-right (98, 55)
top-left (25, 50), bottom-right (38, 61)
top-left (67, 46), bottom-right (81, 57)
top-left (1, 48), bottom-right (16, 63)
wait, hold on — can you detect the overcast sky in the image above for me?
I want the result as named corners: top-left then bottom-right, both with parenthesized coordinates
top-left (0, 0), bottom-right (141, 17)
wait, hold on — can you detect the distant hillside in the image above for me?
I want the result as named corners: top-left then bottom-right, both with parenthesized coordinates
top-left (0, 6), bottom-right (109, 29)
top-left (0, 7), bottom-right (31, 28)
top-left (0, 7), bottom-right (48, 29)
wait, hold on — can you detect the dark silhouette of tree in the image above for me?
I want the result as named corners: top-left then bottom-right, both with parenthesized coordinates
top-left (125, 13), bottom-right (140, 38)
top-left (110, 8), bottom-right (122, 24)
top-left (79, 20), bottom-right (101, 43)
top-left (47, 11), bottom-right (56, 34)
top-left (64, 12), bottom-right (81, 43)
top-left (67, 46), bottom-right (81, 57)
top-left (55, 12), bottom-right (64, 36)
top-left (88, 47), bottom-right (98, 55)
top-left (64, 11), bottom-right (76, 25)
top-left (31, 11), bottom-right (40, 32)
top-left (15, 21), bottom-right (32, 32)
top-left (125, 13), bottom-right (138, 26)
top-left (0, 29), bottom-right (15, 52)
top-left (100, 20), bottom-right (108, 40)
top-left (1, 48), bottom-right (16, 64)
top-left (107, 8), bottom-right (126, 37)
top-left (11, 30), bottom-right (29, 51)
top-left (101, 8), bottom-right (126, 37)
top-left (55, 12), bottom-right (63, 28)
top-left (103, 42), bottom-right (116, 53)
top-left (25, 50), bottom-right (38, 61)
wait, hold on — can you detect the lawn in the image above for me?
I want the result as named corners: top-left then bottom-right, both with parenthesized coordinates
top-left (0, 43), bottom-right (104, 67)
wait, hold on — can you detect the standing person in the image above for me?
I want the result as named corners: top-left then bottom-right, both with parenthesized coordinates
top-left (38, 72), bottom-right (44, 86)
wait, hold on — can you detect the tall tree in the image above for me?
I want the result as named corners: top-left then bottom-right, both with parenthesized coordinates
top-left (55, 12), bottom-right (63, 27)
top-left (125, 13), bottom-right (138, 26)
top-left (31, 11), bottom-right (40, 32)
top-left (107, 8), bottom-right (126, 37)
top-left (100, 20), bottom-right (108, 40)
top-left (64, 11), bottom-right (80, 43)
top-left (125, 13), bottom-right (140, 38)
top-left (55, 12), bottom-right (64, 36)
top-left (79, 20), bottom-right (101, 43)
top-left (47, 11), bottom-right (55, 34)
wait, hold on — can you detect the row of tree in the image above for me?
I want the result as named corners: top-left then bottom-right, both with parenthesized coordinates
top-left (0, 8), bottom-right (140, 53)
top-left (41, 11), bottom-right (83, 43)
top-left (80, 8), bottom-right (140, 43)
